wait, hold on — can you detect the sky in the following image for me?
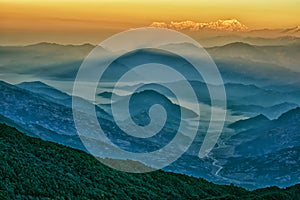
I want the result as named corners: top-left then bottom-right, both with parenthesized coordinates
top-left (0, 0), bottom-right (299, 45)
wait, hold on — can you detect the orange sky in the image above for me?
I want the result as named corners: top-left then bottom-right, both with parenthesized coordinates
top-left (0, 0), bottom-right (299, 45)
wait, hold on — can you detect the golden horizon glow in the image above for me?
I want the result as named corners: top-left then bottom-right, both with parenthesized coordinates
top-left (0, 0), bottom-right (299, 45)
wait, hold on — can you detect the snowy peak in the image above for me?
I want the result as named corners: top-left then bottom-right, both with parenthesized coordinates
top-left (210, 19), bottom-right (248, 31)
top-left (150, 19), bottom-right (249, 32)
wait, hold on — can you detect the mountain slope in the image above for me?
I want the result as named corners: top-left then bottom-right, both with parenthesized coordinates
top-left (228, 114), bottom-right (270, 131)
top-left (232, 107), bottom-right (300, 157)
top-left (211, 108), bottom-right (300, 188)
top-left (0, 80), bottom-right (113, 151)
top-left (1, 123), bottom-right (300, 199)
top-left (17, 81), bottom-right (70, 100)
top-left (221, 146), bottom-right (300, 189)
top-left (16, 81), bottom-right (72, 107)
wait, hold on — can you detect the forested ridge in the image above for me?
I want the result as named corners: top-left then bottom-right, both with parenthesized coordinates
top-left (1, 123), bottom-right (299, 199)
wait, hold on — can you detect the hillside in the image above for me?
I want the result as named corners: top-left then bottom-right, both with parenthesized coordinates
top-left (1, 123), bottom-right (300, 199)
top-left (228, 114), bottom-right (270, 130)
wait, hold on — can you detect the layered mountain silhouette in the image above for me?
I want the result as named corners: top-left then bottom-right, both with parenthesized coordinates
top-left (0, 80), bottom-right (300, 189)
top-left (0, 40), bottom-right (299, 190)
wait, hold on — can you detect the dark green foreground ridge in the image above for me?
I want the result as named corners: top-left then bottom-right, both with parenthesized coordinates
top-left (0, 123), bottom-right (299, 199)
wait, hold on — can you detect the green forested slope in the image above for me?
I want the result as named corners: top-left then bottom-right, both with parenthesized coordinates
top-left (0, 123), bottom-right (299, 199)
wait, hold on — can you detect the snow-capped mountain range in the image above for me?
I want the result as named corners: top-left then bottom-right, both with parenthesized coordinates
top-left (150, 19), bottom-right (249, 32)
top-left (149, 19), bottom-right (300, 37)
